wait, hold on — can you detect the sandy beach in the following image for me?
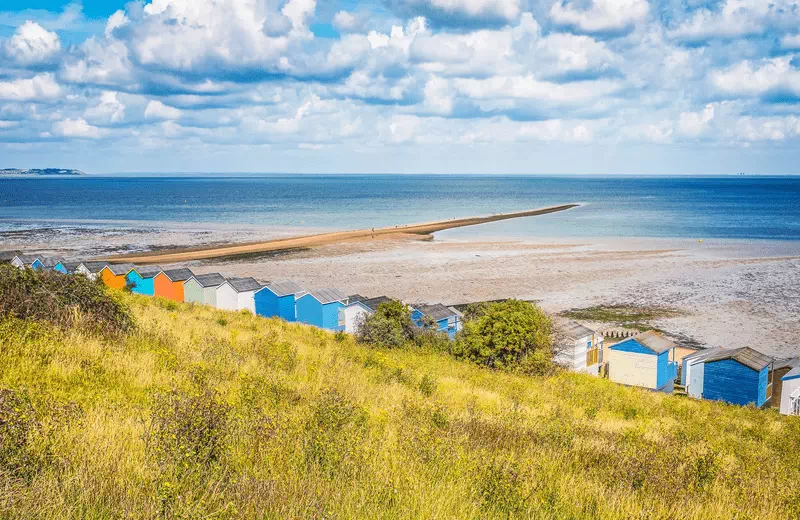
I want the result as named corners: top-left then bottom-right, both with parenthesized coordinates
top-left (3, 221), bottom-right (799, 359)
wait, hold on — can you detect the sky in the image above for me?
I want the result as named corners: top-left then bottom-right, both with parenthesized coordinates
top-left (0, 0), bottom-right (799, 174)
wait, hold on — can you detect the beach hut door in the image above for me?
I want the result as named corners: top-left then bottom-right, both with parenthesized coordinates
top-left (791, 389), bottom-right (800, 416)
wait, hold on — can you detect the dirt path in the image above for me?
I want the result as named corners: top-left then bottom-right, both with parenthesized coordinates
top-left (100, 204), bottom-right (579, 264)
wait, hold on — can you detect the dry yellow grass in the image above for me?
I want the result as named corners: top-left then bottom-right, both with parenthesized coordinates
top-left (1, 292), bottom-right (799, 519)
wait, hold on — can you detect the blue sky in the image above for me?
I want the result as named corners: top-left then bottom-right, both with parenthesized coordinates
top-left (0, 0), bottom-right (799, 174)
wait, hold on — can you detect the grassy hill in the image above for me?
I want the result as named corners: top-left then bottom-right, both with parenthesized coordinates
top-left (1, 289), bottom-right (799, 519)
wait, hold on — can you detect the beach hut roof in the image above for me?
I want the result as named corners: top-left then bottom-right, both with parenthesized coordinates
top-left (347, 294), bottom-right (366, 303)
top-left (359, 296), bottom-right (395, 312)
top-left (14, 254), bottom-right (40, 265)
top-left (682, 346), bottom-right (726, 363)
top-left (161, 268), bottom-right (194, 282)
top-left (263, 280), bottom-right (305, 297)
top-left (627, 330), bottom-right (677, 354)
top-left (62, 261), bottom-right (82, 273)
top-left (130, 266), bottom-right (162, 279)
top-left (227, 277), bottom-right (263, 292)
top-left (40, 256), bottom-right (66, 268)
top-left (79, 261), bottom-right (108, 273)
top-left (415, 303), bottom-right (458, 322)
top-left (772, 357), bottom-right (800, 371)
top-left (105, 263), bottom-right (136, 276)
top-left (557, 320), bottom-right (596, 340)
top-left (704, 347), bottom-right (773, 371)
top-left (0, 250), bottom-right (22, 261)
top-left (192, 273), bottom-right (226, 288)
top-left (306, 288), bottom-right (347, 304)
top-left (783, 366), bottom-right (800, 381)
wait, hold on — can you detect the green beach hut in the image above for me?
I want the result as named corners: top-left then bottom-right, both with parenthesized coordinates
top-left (184, 273), bottom-right (227, 306)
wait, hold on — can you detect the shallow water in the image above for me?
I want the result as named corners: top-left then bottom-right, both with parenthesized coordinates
top-left (2, 174), bottom-right (798, 241)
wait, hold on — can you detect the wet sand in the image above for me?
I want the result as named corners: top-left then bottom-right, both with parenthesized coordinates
top-left (98, 204), bottom-right (579, 264)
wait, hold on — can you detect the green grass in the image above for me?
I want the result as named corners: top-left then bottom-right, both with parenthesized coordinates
top-left (1, 293), bottom-right (799, 519)
top-left (560, 305), bottom-right (683, 332)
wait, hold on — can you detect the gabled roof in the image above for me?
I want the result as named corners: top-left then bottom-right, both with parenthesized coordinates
top-left (105, 263), bottom-right (136, 276)
top-left (40, 256), bottom-right (65, 268)
top-left (772, 357), bottom-right (800, 371)
top-left (0, 250), bottom-right (22, 261)
top-left (261, 280), bottom-right (305, 297)
top-left (226, 277), bottom-right (263, 292)
top-left (79, 261), bottom-right (107, 273)
top-left (704, 347), bottom-right (773, 371)
top-left (304, 288), bottom-right (347, 304)
top-left (161, 268), bottom-right (194, 282)
top-left (191, 273), bottom-right (226, 288)
top-left (129, 266), bottom-right (162, 279)
top-left (557, 320), bottom-right (596, 340)
top-left (13, 254), bottom-right (40, 265)
top-left (783, 366), bottom-right (800, 381)
top-left (62, 261), bottom-right (82, 273)
top-left (682, 346), bottom-right (725, 364)
top-left (359, 296), bottom-right (395, 312)
top-left (630, 330), bottom-right (677, 354)
top-left (347, 294), bottom-right (366, 303)
top-left (415, 303), bottom-right (459, 322)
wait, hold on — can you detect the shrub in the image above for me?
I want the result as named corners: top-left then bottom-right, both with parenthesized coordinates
top-left (355, 300), bottom-right (416, 348)
top-left (0, 265), bottom-right (134, 334)
top-left (452, 299), bottom-right (554, 373)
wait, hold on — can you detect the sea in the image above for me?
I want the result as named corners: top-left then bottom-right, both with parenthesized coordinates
top-left (1, 174), bottom-right (799, 241)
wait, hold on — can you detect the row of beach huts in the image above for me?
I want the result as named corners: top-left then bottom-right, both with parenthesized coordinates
top-left (4, 251), bottom-right (799, 418)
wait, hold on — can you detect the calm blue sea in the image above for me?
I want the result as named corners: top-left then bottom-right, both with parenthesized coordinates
top-left (1, 174), bottom-right (798, 241)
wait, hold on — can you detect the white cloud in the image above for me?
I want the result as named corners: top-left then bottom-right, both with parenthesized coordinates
top-left (52, 118), bottom-right (103, 139)
top-left (711, 57), bottom-right (800, 98)
top-left (669, 0), bottom-right (800, 41)
top-left (4, 21), bottom-right (61, 65)
top-left (550, 0), bottom-right (648, 34)
top-left (105, 10), bottom-right (129, 38)
top-left (85, 92), bottom-right (126, 124)
top-left (781, 34), bottom-right (800, 50)
top-left (397, 0), bottom-right (521, 22)
top-left (453, 75), bottom-right (621, 104)
top-left (332, 11), bottom-right (369, 33)
top-left (281, 0), bottom-right (316, 36)
top-left (679, 104), bottom-right (715, 137)
top-left (0, 73), bottom-right (61, 101)
top-left (144, 100), bottom-right (182, 120)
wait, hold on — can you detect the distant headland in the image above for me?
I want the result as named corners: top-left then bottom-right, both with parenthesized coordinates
top-left (0, 168), bottom-right (85, 176)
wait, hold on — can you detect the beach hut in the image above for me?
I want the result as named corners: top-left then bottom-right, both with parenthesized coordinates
top-left (154, 268), bottom-right (194, 302)
top-left (296, 289), bottom-right (348, 331)
top-left (254, 280), bottom-right (306, 321)
top-left (780, 364), bottom-right (800, 416)
top-left (771, 358), bottom-right (800, 409)
top-left (608, 330), bottom-right (678, 392)
top-left (76, 261), bottom-right (107, 281)
top-left (701, 347), bottom-right (774, 407)
top-left (216, 277), bottom-right (262, 312)
top-left (0, 251), bottom-right (22, 264)
top-left (40, 257), bottom-right (65, 271)
top-left (680, 347), bottom-right (725, 399)
top-left (411, 304), bottom-right (463, 340)
top-left (125, 266), bottom-right (162, 296)
top-left (100, 263), bottom-right (135, 289)
top-left (57, 261), bottom-right (82, 275)
top-left (184, 273), bottom-right (227, 306)
top-left (11, 255), bottom-right (42, 270)
top-left (340, 295), bottom-right (395, 333)
top-left (554, 320), bottom-right (604, 375)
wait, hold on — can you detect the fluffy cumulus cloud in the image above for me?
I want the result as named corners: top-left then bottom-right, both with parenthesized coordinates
top-left (3, 21), bottom-right (61, 66)
top-left (0, 0), bottom-right (798, 171)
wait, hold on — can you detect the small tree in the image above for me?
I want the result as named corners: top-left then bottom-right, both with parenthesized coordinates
top-left (453, 299), bottom-right (553, 374)
top-left (355, 300), bottom-right (415, 348)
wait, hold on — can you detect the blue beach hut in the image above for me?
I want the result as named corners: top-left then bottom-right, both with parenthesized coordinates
top-left (608, 330), bottom-right (678, 392)
top-left (125, 266), bottom-right (162, 296)
top-left (411, 304), bottom-right (463, 340)
top-left (701, 347), bottom-right (774, 407)
top-left (254, 280), bottom-right (305, 322)
top-left (54, 261), bottom-right (69, 274)
top-left (296, 289), bottom-right (347, 331)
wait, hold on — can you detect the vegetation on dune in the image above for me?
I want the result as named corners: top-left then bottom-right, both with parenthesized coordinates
top-left (560, 304), bottom-right (683, 331)
top-left (1, 269), bottom-right (800, 518)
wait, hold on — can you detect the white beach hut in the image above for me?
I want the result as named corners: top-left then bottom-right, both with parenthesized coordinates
top-left (216, 277), bottom-right (262, 312)
top-left (780, 366), bottom-right (800, 416)
top-left (680, 346), bottom-right (725, 399)
top-left (340, 296), bottom-right (395, 333)
top-left (75, 261), bottom-right (107, 281)
top-left (554, 320), bottom-right (604, 375)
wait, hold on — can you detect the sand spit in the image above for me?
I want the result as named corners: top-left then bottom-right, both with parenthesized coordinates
top-left (101, 204), bottom-right (579, 264)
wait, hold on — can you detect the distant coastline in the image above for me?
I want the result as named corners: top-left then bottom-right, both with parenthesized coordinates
top-left (1, 168), bottom-right (85, 176)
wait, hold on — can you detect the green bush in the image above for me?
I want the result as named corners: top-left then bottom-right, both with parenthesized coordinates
top-left (355, 300), bottom-right (416, 348)
top-left (0, 265), bottom-right (134, 335)
top-left (452, 299), bottom-right (553, 373)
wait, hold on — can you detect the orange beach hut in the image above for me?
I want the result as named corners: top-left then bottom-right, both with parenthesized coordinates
top-left (154, 268), bottom-right (194, 302)
top-left (100, 263), bottom-right (135, 289)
